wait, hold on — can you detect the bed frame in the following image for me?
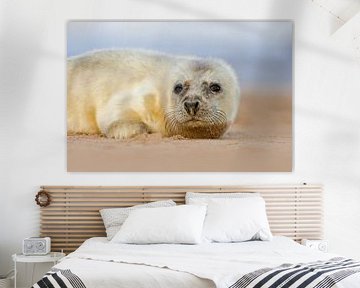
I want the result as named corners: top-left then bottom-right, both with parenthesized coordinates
top-left (39, 184), bottom-right (323, 253)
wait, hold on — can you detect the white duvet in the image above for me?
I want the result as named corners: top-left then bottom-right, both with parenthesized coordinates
top-left (53, 237), bottom-right (360, 288)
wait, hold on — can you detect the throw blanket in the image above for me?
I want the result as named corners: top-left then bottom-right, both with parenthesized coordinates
top-left (32, 268), bottom-right (86, 288)
top-left (229, 258), bottom-right (360, 288)
top-left (33, 258), bottom-right (360, 288)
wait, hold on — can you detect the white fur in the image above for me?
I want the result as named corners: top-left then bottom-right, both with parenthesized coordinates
top-left (67, 49), bottom-right (240, 139)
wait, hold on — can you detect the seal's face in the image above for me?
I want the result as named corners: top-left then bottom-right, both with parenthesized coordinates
top-left (164, 59), bottom-right (240, 139)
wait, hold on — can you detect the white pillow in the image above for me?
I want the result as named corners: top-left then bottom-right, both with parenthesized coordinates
top-left (100, 200), bottom-right (176, 240)
top-left (186, 192), bottom-right (259, 204)
top-left (202, 197), bottom-right (272, 243)
top-left (111, 205), bottom-right (207, 244)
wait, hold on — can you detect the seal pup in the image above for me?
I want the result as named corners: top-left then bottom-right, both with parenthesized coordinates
top-left (67, 49), bottom-right (240, 139)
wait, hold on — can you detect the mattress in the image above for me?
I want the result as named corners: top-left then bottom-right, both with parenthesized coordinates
top-left (34, 236), bottom-right (360, 288)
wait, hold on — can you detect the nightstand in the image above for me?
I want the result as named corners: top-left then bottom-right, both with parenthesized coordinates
top-left (301, 239), bottom-right (328, 252)
top-left (12, 252), bottom-right (65, 288)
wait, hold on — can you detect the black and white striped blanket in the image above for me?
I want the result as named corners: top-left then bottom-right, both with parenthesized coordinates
top-left (32, 258), bottom-right (360, 288)
top-left (32, 268), bottom-right (86, 288)
top-left (229, 257), bottom-right (360, 288)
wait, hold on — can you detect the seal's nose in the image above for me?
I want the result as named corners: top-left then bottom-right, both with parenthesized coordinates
top-left (184, 101), bottom-right (200, 116)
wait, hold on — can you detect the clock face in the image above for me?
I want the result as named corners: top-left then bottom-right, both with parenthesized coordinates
top-left (318, 242), bottom-right (327, 252)
top-left (36, 241), bottom-right (45, 250)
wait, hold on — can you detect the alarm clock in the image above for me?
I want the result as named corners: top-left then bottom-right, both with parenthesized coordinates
top-left (301, 239), bottom-right (328, 252)
top-left (23, 237), bottom-right (51, 255)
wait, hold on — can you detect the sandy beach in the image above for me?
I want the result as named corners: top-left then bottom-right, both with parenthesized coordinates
top-left (67, 89), bottom-right (292, 172)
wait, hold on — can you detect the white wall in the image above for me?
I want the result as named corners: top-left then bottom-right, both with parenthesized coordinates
top-left (1, 0), bottom-right (360, 286)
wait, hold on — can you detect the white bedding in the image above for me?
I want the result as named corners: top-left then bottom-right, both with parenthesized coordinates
top-left (53, 237), bottom-right (360, 288)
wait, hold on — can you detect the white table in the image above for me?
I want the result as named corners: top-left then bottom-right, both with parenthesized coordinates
top-left (12, 252), bottom-right (65, 288)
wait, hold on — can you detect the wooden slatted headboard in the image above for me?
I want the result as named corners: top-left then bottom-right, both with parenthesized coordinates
top-left (39, 184), bottom-right (323, 253)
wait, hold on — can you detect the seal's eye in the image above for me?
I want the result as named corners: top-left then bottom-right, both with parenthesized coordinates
top-left (209, 83), bottom-right (221, 93)
top-left (174, 83), bottom-right (183, 94)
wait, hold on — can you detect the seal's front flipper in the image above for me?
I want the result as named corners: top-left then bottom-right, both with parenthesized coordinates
top-left (105, 121), bottom-right (149, 139)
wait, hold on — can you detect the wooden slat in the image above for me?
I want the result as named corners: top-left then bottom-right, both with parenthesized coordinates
top-left (39, 184), bottom-right (323, 253)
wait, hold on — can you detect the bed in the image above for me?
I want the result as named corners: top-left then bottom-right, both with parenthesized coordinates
top-left (33, 185), bottom-right (360, 287)
top-left (33, 236), bottom-right (360, 288)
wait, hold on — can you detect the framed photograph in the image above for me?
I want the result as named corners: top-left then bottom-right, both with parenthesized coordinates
top-left (67, 21), bottom-right (292, 172)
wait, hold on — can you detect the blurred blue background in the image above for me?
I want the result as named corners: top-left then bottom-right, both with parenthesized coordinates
top-left (67, 21), bottom-right (292, 90)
